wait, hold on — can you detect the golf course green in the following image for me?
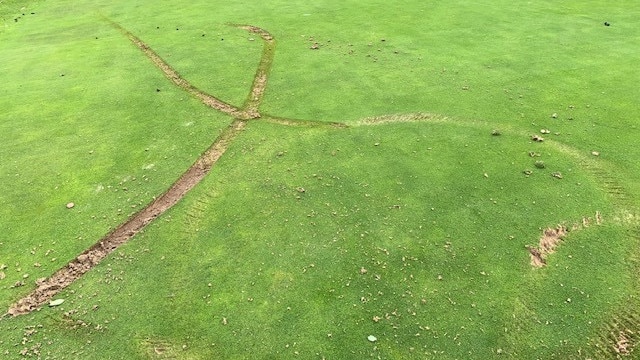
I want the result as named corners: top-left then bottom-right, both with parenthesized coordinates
top-left (1, 0), bottom-right (639, 358)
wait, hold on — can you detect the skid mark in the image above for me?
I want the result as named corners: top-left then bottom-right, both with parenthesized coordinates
top-left (264, 115), bottom-right (348, 129)
top-left (588, 225), bottom-right (640, 359)
top-left (116, 21), bottom-right (278, 120)
top-left (231, 24), bottom-right (276, 117)
top-left (354, 112), bottom-right (451, 126)
top-left (549, 140), bottom-right (633, 207)
top-left (527, 213), bottom-right (602, 268)
top-left (6, 120), bottom-right (246, 316)
top-left (139, 338), bottom-right (179, 359)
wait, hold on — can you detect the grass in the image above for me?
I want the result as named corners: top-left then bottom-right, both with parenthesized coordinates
top-left (1, 0), bottom-right (639, 358)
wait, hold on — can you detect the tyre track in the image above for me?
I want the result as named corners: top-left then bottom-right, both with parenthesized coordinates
top-left (6, 120), bottom-right (245, 316)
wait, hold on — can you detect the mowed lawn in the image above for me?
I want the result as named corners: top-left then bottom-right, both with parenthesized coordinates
top-left (1, 0), bottom-right (639, 359)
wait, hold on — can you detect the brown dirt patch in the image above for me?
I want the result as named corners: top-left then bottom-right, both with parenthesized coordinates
top-left (528, 225), bottom-right (567, 268)
top-left (528, 212), bottom-right (603, 268)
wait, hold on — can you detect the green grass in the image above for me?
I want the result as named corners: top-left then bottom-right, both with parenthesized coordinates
top-left (1, 0), bottom-right (639, 359)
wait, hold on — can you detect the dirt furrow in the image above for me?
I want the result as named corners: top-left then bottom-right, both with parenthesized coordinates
top-left (6, 120), bottom-right (246, 316)
top-left (232, 24), bottom-right (276, 117)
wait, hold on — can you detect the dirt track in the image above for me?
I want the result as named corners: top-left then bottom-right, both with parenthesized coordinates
top-left (6, 22), bottom-right (270, 316)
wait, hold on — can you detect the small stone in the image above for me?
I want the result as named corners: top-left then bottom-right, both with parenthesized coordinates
top-left (540, 129), bottom-right (550, 134)
top-left (591, 151), bottom-right (600, 156)
top-left (551, 113), bottom-right (558, 118)
top-left (66, 202), bottom-right (75, 209)
top-left (367, 335), bottom-right (377, 342)
top-left (49, 299), bottom-right (64, 307)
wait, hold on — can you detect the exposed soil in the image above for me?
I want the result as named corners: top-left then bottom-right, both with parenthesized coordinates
top-left (528, 225), bottom-right (567, 268)
top-left (108, 20), bottom-right (259, 120)
top-left (264, 116), bottom-right (348, 128)
top-left (232, 24), bottom-right (276, 117)
top-left (528, 212), bottom-right (603, 268)
top-left (355, 112), bottom-right (449, 126)
top-left (7, 121), bottom-right (246, 316)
